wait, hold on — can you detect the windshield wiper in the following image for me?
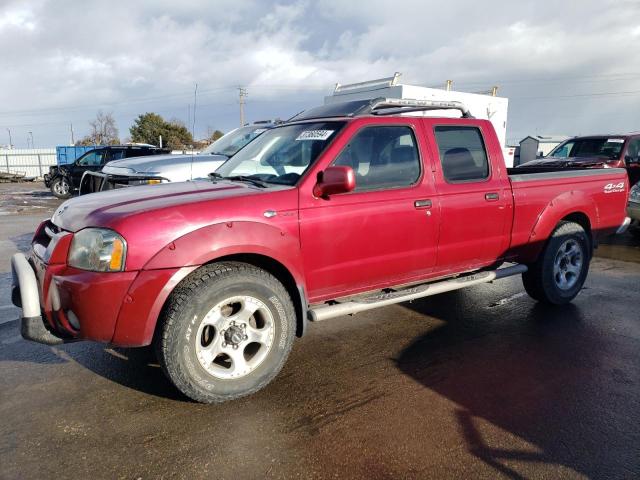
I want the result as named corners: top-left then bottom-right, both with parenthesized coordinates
top-left (208, 152), bottom-right (229, 157)
top-left (208, 172), bottom-right (269, 188)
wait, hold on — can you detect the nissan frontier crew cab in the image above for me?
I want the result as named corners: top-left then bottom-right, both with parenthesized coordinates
top-left (11, 98), bottom-right (631, 403)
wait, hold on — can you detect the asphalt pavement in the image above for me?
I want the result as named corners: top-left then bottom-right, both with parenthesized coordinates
top-left (1, 182), bottom-right (639, 479)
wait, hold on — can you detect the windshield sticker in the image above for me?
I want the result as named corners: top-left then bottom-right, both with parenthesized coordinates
top-left (607, 138), bottom-right (625, 143)
top-left (296, 130), bottom-right (334, 141)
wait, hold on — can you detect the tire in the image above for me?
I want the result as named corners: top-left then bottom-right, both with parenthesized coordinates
top-left (522, 221), bottom-right (590, 305)
top-left (155, 262), bottom-right (296, 403)
top-left (50, 177), bottom-right (72, 199)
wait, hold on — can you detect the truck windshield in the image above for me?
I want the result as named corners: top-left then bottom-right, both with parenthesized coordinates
top-left (201, 125), bottom-right (269, 157)
top-left (549, 137), bottom-right (625, 159)
top-left (215, 122), bottom-right (345, 186)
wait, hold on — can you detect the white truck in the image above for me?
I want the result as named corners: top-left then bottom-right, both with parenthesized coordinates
top-left (324, 73), bottom-right (515, 167)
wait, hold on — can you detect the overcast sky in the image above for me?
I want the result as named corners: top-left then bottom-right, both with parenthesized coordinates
top-left (1, 0), bottom-right (639, 148)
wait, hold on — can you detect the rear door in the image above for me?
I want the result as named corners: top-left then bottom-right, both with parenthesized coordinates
top-left (299, 119), bottom-right (441, 301)
top-left (424, 119), bottom-right (511, 272)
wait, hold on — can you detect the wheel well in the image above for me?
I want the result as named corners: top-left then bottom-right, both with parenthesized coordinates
top-left (209, 254), bottom-right (306, 337)
top-left (561, 212), bottom-right (593, 253)
top-left (562, 212), bottom-right (591, 234)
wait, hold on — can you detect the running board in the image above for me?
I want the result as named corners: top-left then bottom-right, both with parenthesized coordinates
top-left (308, 264), bottom-right (528, 322)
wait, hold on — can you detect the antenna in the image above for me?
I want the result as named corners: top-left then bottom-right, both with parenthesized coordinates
top-left (238, 87), bottom-right (248, 126)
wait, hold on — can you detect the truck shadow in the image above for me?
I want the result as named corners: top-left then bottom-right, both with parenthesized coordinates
top-left (0, 321), bottom-right (185, 400)
top-left (395, 291), bottom-right (636, 479)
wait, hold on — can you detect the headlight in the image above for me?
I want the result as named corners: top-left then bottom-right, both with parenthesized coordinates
top-left (68, 228), bottom-right (127, 272)
top-left (630, 183), bottom-right (640, 201)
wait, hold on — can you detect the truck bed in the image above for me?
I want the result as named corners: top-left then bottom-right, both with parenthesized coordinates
top-left (506, 166), bottom-right (629, 262)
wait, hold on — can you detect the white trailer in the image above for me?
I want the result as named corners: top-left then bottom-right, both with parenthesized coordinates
top-left (325, 73), bottom-right (514, 167)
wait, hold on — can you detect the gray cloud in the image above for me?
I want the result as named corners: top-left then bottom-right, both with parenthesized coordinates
top-left (1, 0), bottom-right (639, 147)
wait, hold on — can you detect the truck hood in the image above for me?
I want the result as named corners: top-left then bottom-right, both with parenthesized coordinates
top-left (51, 179), bottom-right (298, 271)
top-left (104, 153), bottom-right (228, 174)
top-left (518, 156), bottom-right (617, 168)
top-left (52, 180), bottom-right (273, 233)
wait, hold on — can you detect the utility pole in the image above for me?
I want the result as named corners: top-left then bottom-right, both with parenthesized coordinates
top-left (70, 123), bottom-right (75, 145)
top-left (238, 87), bottom-right (248, 126)
top-left (6, 128), bottom-right (12, 149)
top-left (192, 83), bottom-right (198, 141)
top-left (28, 131), bottom-right (34, 149)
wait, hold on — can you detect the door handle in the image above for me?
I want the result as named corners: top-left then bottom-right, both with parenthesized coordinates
top-left (414, 199), bottom-right (432, 208)
top-left (485, 192), bottom-right (499, 201)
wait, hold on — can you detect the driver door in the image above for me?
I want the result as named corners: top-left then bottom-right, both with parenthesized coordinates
top-left (299, 121), bottom-right (440, 302)
top-left (72, 149), bottom-right (107, 186)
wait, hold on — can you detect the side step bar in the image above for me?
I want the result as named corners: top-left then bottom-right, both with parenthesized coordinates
top-left (308, 264), bottom-right (528, 322)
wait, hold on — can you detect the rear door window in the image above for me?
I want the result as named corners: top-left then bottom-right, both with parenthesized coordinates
top-left (434, 126), bottom-right (489, 183)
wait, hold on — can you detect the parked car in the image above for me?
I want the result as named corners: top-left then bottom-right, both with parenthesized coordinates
top-left (628, 181), bottom-right (640, 237)
top-left (44, 145), bottom-right (169, 199)
top-left (79, 122), bottom-right (276, 195)
top-left (12, 97), bottom-right (630, 404)
top-left (517, 134), bottom-right (640, 185)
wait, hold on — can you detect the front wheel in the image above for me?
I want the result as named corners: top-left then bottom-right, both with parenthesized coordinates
top-left (50, 177), bottom-right (72, 199)
top-left (155, 262), bottom-right (296, 403)
top-left (522, 221), bottom-right (590, 305)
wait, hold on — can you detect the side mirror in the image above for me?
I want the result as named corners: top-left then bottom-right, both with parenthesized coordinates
top-left (313, 166), bottom-right (355, 198)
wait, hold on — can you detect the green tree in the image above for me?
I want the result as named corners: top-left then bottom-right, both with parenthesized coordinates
top-left (209, 129), bottom-right (224, 142)
top-left (129, 113), bottom-right (193, 149)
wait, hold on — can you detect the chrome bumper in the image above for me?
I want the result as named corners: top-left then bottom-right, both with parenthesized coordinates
top-left (11, 253), bottom-right (41, 318)
top-left (11, 252), bottom-right (67, 345)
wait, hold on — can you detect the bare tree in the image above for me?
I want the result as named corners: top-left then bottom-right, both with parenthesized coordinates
top-left (77, 111), bottom-right (120, 145)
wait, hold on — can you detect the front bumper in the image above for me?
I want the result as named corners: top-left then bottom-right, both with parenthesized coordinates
top-left (11, 227), bottom-right (190, 347)
top-left (11, 251), bottom-right (138, 345)
top-left (11, 253), bottom-right (68, 345)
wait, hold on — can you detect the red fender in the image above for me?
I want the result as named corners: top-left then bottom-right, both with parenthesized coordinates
top-left (143, 221), bottom-right (305, 286)
top-left (527, 190), bottom-right (598, 258)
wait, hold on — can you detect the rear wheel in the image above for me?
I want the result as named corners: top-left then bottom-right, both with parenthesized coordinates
top-left (155, 262), bottom-right (296, 403)
top-left (522, 221), bottom-right (590, 304)
top-left (51, 177), bottom-right (72, 199)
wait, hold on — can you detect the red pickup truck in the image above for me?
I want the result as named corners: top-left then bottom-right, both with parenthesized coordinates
top-left (11, 98), bottom-right (630, 403)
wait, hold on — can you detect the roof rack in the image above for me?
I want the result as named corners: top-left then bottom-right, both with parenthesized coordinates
top-left (288, 97), bottom-right (473, 122)
top-left (366, 98), bottom-right (473, 118)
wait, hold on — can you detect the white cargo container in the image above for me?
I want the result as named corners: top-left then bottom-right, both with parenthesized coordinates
top-left (325, 73), bottom-right (514, 167)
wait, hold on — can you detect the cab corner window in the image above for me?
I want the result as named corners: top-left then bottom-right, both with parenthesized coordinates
top-left (333, 125), bottom-right (420, 192)
top-left (434, 126), bottom-right (489, 183)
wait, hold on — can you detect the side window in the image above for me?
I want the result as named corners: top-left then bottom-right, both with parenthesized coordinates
top-left (334, 126), bottom-right (420, 191)
top-left (77, 150), bottom-right (105, 166)
top-left (626, 138), bottom-right (640, 160)
top-left (434, 126), bottom-right (489, 183)
top-left (110, 149), bottom-right (126, 160)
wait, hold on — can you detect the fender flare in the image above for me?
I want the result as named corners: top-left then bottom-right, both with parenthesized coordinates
top-left (527, 190), bottom-right (598, 257)
top-left (142, 221), bottom-right (308, 337)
